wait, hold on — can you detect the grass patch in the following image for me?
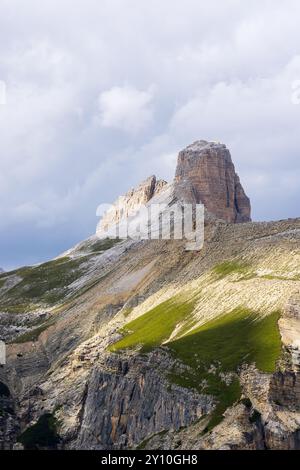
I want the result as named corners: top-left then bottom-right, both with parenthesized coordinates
top-left (260, 274), bottom-right (300, 281)
top-left (168, 307), bottom-right (282, 431)
top-left (88, 237), bottom-right (121, 253)
top-left (213, 260), bottom-right (251, 280)
top-left (18, 413), bottom-right (60, 450)
top-left (122, 307), bottom-right (134, 318)
top-left (12, 321), bottom-right (54, 344)
top-left (108, 297), bottom-right (197, 353)
top-left (0, 239), bottom-right (122, 314)
top-left (0, 256), bottom-right (91, 312)
top-left (174, 317), bottom-right (198, 339)
top-left (169, 308), bottom-right (282, 373)
top-left (0, 303), bottom-right (39, 314)
top-left (136, 430), bottom-right (168, 450)
top-left (215, 263), bottom-right (300, 283)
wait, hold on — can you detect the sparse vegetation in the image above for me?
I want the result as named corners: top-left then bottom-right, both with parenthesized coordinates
top-left (213, 260), bottom-right (252, 279)
top-left (122, 307), bottom-right (134, 318)
top-left (213, 260), bottom-right (300, 283)
top-left (136, 430), bottom-right (168, 450)
top-left (260, 274), bottom-right (300, 281)
top-left (87, 237), bottom-right (121, 253)
top-left (17, 413), bottom-right (60, 450)
top-left (0, 256), bottom-right (91, 312)
top-left (1, 303), bottom-right (43, 314)
top-left (12, 321), bottom-right (54, 344)
top-left (0, 239), bottom-right (123, 314)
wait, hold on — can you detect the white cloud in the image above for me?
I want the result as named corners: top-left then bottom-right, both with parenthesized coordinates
top-left (98, 85), bottom-right (154, 134)
top-left (1, 0), bottom-right (300, 268)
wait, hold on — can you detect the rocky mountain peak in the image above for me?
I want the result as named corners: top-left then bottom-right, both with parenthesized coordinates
top-left (98, 140), bottom-right (251, 236)
top-left (175, 140), bottom-right (251, 223)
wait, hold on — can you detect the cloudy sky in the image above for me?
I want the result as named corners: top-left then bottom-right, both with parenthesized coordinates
top-left (1, 0), bottom-right (300, 270)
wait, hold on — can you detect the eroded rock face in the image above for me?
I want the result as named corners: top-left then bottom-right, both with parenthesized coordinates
top-left (0, 383), bottom-right (19, 450)
top-left (284, 292), bottom-right (300, 320)
top-left (175, 141), bottom-right (251, 223)
top-left (279, 292), bottom-right (300, 372)
top-left (71, 351), bottom-right (212, 450)
top-left (98, 176), bottom-right (167, 233)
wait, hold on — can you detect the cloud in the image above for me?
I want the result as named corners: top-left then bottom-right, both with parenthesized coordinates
top-left (168, 55), bottom-right (300, 221)
top-left (0, 0), bottom-right (300, 268)
top-left (98, 85), bottom-right (154, 134)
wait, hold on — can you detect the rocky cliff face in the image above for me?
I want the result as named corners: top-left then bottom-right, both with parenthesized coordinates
top-left (71, 351), bottom-right (212, 449)
top-left (98, 175), bottom-right (167, 234)
top-left (175, 141), bottom-right (251, 223)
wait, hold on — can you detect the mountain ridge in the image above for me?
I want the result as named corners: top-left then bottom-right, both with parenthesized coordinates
top-left (0, 141), bottom-right (300, 450)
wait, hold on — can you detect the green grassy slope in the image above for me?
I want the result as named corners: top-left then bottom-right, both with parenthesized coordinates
top-left (109, 301), bottom-right (282, 431)
top-left (0, 257), bottom-right (90, 312)
top-left (109, 297), bottom-right (197, 353)
top-left (168, 307), bottom-right (281, 430)
top-left (213, 261), bottom-right (251, 279)
top-left (169, 308), bottom-right (281, 373)
top-left (0, 239), bottom-right (121, 314)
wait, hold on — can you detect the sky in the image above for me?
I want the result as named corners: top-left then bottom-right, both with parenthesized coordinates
top-left (1, 0), bottom-right (300, 270)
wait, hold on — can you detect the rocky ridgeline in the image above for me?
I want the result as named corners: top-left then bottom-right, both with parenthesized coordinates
top-left (98, 140), bottom-right (251, 236)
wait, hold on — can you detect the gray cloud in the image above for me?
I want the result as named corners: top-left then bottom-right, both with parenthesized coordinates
top-left (0, 0), bottom-right (300, 269)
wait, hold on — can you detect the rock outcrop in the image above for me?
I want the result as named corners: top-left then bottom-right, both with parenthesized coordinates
top-left (72, 351), bottom-right (212, 449)
top-left (175, 141), bottom-right (251, 223)
top-left (0, 382), bottom-right (19, 450)
top-left (98, 176), bottom-right (167, 234)
top-left (98, 141), bottom-right (251, 238)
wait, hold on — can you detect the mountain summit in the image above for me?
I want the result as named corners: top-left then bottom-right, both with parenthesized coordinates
top-left (175, 141), bottom-right (251, 223)
top-left (98, 140), bottom-right (251, 237)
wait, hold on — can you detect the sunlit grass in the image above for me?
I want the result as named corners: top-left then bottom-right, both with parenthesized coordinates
top-left (108, 296), bottom-right (197, 353)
